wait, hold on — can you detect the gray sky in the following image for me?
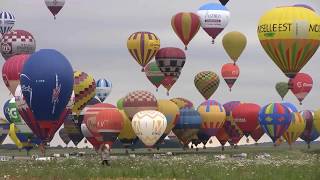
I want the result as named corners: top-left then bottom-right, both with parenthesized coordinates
top-left (1, 0), bottom-right (320, 148)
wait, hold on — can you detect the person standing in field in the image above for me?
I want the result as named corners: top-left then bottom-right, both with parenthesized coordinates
top-left (99, 144), bottom-right (111, 166)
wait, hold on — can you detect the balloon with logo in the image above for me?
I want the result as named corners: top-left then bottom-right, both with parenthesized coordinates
top-left (59, 128), bottom-right (71, 146)
top-left (144, 61), bottom-right (165, 91)
top-left (282, 112), bottom-right (306, 146)
top-left (223, 101), bottom-right (244, 145)
top-left (259, 103), bottom-right (292, 143)
top-left (0, 11), bottom-right (15, 35)
top-left (19, 49), bottom-right (74, 143)
top-left (251, 126), bottom-right (264, 144)
top-left (221, 63), bottom-right (240, 91)
top-left (118, 110), bottom-right (137, 151)
top-left (127, 32), bottom-right (160, 71)
top-left (171, 12), bottom-right (200, 50)
top-left (257, 6), bottom-right (320, 79)
top-left (123, 90), bottom-right (158, 119)
top-left (194, 71), bottom-right (220, 100)
top-left (275, 82), bottom-right (289, 100)
top-left (155, 47), bottom-right (186, 95)
top-left (289, 73), bottom-right (313, 105)
top-left (2, 54), bottom-right (30, 95)
top-left (95, 78), bottom-right (112, 102)
top-left (197, 3), bottom-right (230, 44)
top-left (0, 118), bottom-right (9, 145)
top-left (222, 31), bottom-right (247, 64)
top-left (170, 97), bottom-right (194, 109)
top-left (1, 30), bottom-right (36, 60)
top-left (216, 128), bottom-right (229, 151)
top-left (299, 110), bottom-right (319, 148)
top-left (315, 109), bottom-right (320, 133)
top-left (132, 110), bottom-right (166, 147)
top-left (44, 0), bottom-right (65, 20)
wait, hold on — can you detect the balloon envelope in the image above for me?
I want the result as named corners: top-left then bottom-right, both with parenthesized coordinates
top-left (222, 31), bottom-right (247, 63)
top-left (45, 0), bottom-right (65, 19)
top-left (0, 11), bottom-right (15, 35)
top-left (299, 110), bottom-right (319, 144)
top-left (221, 63), bottom-right (240, 91)
top-left (96, 78), bottom-right (112, 102)
top-left (59, 128), bottom-right (71, 145)
top-left (282, 112), bottom-right (306, 145)
top-left (289, 73), bottom-right (313, 104)
top-left (223, 101), bottom-right (243, 145)
top-left (275, 82), bottom-right (289, 100)
top-left (194, 71), bottom-right (220, 100)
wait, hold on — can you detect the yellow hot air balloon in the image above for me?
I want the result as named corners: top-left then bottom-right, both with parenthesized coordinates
top-left (257, 6), bottom-right (320, 79)
top-left (222, 31), bottom-right (247, 64)
top-left (8, 124), bottom-right (33, 150)
top-left (118, 110), bottom-right (137, 145)
top-left (282, 112), bottom-right (306, 146)
top-left (314, 109), bottom-right (320, 133)
top-left (157, 99), bottom-right (180, 137)
top-left (127, 32), bottom-right (160, 71)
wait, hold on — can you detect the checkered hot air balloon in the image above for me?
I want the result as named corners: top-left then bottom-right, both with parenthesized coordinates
top-left (44, 0), bottom-right (65, 20)
top-left (299, 110), bottom-right (319, 148)
top-left (0, 11), bottom-right (15, 35)
top-left (221, 63), bottom-right (240, 91)
top-left (194, 71), bottom-right (220, 100)
top-left (144, 61), bottom-right (165, 91)
top-left (96, 78), bottom-right (112, 102)
top-left (0, 118), bottom-right (9, 145)
top-left (1, 30), bottom-right (36, 60)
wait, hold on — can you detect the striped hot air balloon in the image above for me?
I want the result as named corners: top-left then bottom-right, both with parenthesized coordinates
top-left (221, 63), bottom-right (240, 91)
top-left (96, 78), bottom-right (112, 102)
top-left (282, 112), bottom-right (306, 146)
top-left (44, 0), bottom-right (65, 20)
top-left (194, 71), bottom-right (220, 100)
top-left (144, 61), bottom-right (165, 91)
top-left (127, 32), bottom-right (160, 71)
top-left (171, 12), bottom-right (200, 50)
top-left (0, 11), bottom-right (15, 35)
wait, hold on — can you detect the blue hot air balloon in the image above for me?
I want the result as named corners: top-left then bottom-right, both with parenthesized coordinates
top-left (19, 49), bottom-right (74, 142)
top-left (96, 78), bottom-right (112, 102)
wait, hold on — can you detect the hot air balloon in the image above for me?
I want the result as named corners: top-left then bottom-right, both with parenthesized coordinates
top-left (96, 78), bottom-right (112, 102)
top-left (222, 31), bottom-right (247, 64)
top-left (194, 71), bottom-right (220, 100)
top-left (72, 71), bottom-right (96, 115)
top-left (127, 32), bottom-right (160, 71)
top-left (155, 47), bottom-right (186, 95)
top-left (117, 97), bottom-right (124, 110)
top-left (171, 12), bottom-right (200, 50)
top-left (59, 128), bottom-right (71, 146)
top-left (170, 97), bottom-right (194, 109)
top-left (282, 112), bottom-right (306, 147)
top-left (2, 54), bottom-right (30, 95)
top-left (144, 61), bottom-right (165, 91)
top-left (251, 126), bottom-right (264, 144)
top-left (44, 0), bottom-right (65, 20)
top-left (81, 122), bottom-right (103, 150)
top-left (64, 114), bottom-right (83, 146)
top-left (259, 103), bottom-right (292, 143)
top-left (257, 6), bottom-right (320, 79)
top-left (132, 110), bottom-right (167, 147)
top-left (19, 49), bottom-right (74, 143)
top-left (289, 73), bottom-right (313, 105)
top-left (232, 103), bottom-right (261, 142)
top-left (315, 109), bottom-right (320, 133)
top-left (197, 3), bottom-right (230, 43)
top-left (275, 82), bottom-right (289, 100)
top-left (300, 110), bottom-right (319, 148)
top-left (0, 118), bottom-right (9, 145)
top-left (216, 128), bottom-right (229, 151)
top-left (219, 0), bottom-right (229, 6)
top-left (221, 63), bottom-right (240, 91)
top-left (118, 110), bottom-right (137, 152)
top-left (1, 30), bottom-right (36, 60)
top-left (0, 11), bottom-right (15, 35)
top-left (123, 90), bottom-right (158, 119)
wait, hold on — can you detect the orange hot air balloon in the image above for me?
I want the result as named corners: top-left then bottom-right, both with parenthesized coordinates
top-left (221, 63), bottom-right (240, 91)
top-left (171, 12), bottom-right (200, 50)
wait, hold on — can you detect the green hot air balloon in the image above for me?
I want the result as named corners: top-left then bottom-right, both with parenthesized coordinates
top-left (275, 82), bottom-right (289, 100)
top-left (144, 61), bottom-right (165, 91)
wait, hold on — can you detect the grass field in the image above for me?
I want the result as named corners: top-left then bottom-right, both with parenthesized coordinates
top-left (0, 144), bottom-right (319, 180)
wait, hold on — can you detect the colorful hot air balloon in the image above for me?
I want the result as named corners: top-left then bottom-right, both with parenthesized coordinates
top-left (300, 110), bottom-right (319, 148)
top-left (257, 6), bottom-right (320, 79)
top-left (221, 63), bottom-right (240, 91)
top-left (282, 112), bottom-right (306, 146)
top-left (81, 122), bottom-right (103, 150)
top-left (171, 12), bottom-right (200, 50)
top-left (0, 11), bottom-right (15, 35)
top-left (259, 103), bottom-right (292, 143)
top-left (222, 31), bottom-right (247, 63)
top-left (194, 71), bottom-right (220, 100)
top-left (118, 110), bottom-right (137, 150)
top-left (275, 82), bottom-right (289, 100)
top-left (197, 3), bottom-right (230, 43)
top-left (197, 100), bottom-right (226, 137)
top-left (96, 78), bottom-right (112, 102)
top-left (72, 71), bottom-right (96, 115)
top-left (219, 0), bottom-right (229, 6)
top-left (216, 128), bottom-right (229, 151)
top-left (64, 114), bottom-right (83, 146)
top-left (289, 73), bottom-right (313, 105)
top-left (251, 125), bottom-right (264, 144)
top-left (223, 101), bottom-right (243, 145)
top-left (170, 97), bottom-right (194, 109)
top-left (123, 90), bottom-right (158, 119)
top-left (2, 54), bottom-right (30, 95)
top-left (144, 61), bottom-right (165, 91)
top-left (44, 0), bottom-right (65, 19)
top-left (132, 110), bottom-right (167, 147)
top-left (19, 49), bottom-right (74, 143)
top-left (59, 128), bottom-right (71, 146)
top-left (0, 118), bottom-right (9, 144)
top-left (127, 32), bottom-right (160, 71)
top-left (232, 103), bottom-right (261, 141)
top-left (155, 47), bottom-right (186, 95)
top-left (315, 109), bottom-right (320, 133)
top-left (1, 30), bottom-right (36, 60)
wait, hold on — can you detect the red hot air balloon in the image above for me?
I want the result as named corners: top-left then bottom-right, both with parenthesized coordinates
top-left (2, 54), bottom-right (30, 95)
top-left (221, 63), bottom-right (240, 91)
top-left (289, 73), bottom-right (313, 105)
top-left (231, 103), bottom-right (261, 142)
top-left (251, 125), bottom-right (264, 144)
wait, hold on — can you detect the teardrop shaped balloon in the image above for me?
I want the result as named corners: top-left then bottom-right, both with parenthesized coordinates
top-left (257, 6), bottom-right (320, 79)
top-left (96, 78), bottom-right (112, 102)
top-left (275, 82), bottom-right (289, 100)
top-left (0, 118), bottom-right (9, 145)
top-left (118, 110), bottom-right (137, 149)
top-left (0, 11), bottom-right (15, 35)
top-left (44, 0), bottom-right (65, 20)
top-left (289, 72), bottom-right (313, 105)
top-left (251, 125), bottom-right (264, 143)
top-left (222, 31), bottom-right (247, 63)
top-left (221, 63), bottom-right (240, 91)
top-left (299, 110), bottom-right (319, 148)
top-left (127, 32), bottom-right (160, 71)
top-left (194, 71), bottom-right (220, 100)
top-left (171, 12), bottom-right (200, 50)
top-left (144, 61), bottom-right (165, 91)
top-left (59, 128), bottom-right (71, 146)
top-left (132, 110), bottom-right (167, 147)
top-left (282, 112), bottom-right (306, 146)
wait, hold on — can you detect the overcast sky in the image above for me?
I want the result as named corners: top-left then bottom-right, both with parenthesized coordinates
top-left (1, 0), bottom-right (320, 148)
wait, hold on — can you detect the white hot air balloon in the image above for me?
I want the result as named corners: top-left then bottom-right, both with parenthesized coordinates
top-left (0, 11), bottom-right (15, 35)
